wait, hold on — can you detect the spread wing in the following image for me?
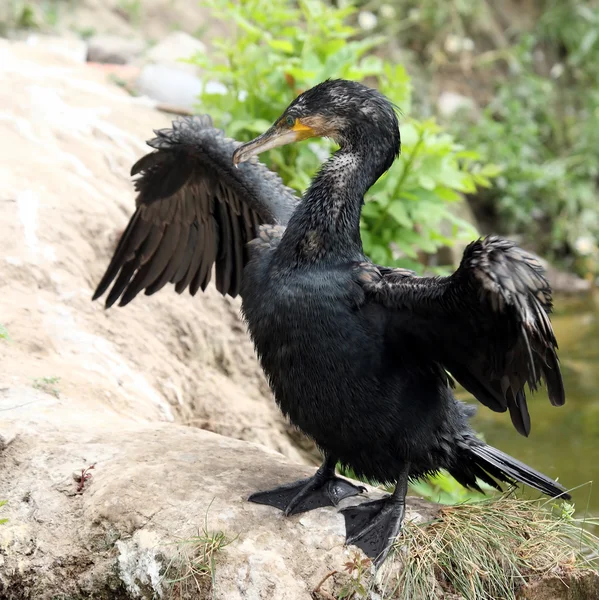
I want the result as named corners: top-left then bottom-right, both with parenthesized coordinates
top-left (358, 236), bottom-right (565, 436)
top-left (93, 116), bottom-right (298, 307)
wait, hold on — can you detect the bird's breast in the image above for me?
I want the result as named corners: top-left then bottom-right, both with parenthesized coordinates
top-left (240, 260), bottom-right (387, 436)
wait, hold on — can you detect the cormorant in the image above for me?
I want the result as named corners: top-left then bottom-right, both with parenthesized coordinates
top-left (93, 79), bottom-right (569, 566)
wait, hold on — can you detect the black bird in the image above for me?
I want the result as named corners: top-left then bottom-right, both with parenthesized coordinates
top-left (93, 79), bottom-right (569, 566)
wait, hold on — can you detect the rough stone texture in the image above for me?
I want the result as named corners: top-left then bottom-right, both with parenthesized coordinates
top-left (0, 37), bottom-right (304, 463)
top-left (0, 387), bottom-right (391, 599)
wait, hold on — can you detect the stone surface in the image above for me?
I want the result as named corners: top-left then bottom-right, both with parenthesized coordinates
top-left (0, 387), bottom-right (388, 599)
top-left (87, 34), bottom-right (146, 64)
top-left (136, 63), bottom-right (204, 112)
top-left (0, 37), bottom-right (304, 464)
top-left (144, 31), bottom-right (206, 71)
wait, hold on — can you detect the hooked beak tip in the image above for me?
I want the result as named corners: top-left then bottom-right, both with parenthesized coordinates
top-left (232, 150), bottom-right (242, 167)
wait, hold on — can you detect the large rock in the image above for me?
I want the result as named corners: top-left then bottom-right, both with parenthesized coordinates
top-left (0, 37), bottom-right (303, 462)
top-left (0, 387), bottom-right (391, 599)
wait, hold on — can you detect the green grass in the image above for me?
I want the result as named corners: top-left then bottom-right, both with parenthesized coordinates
top-left (375, 496), bottom-right (599, 600)
top-left (0, 500), bottom-right (7, 525)
top-left (161, 515), bottom-right (234, 600)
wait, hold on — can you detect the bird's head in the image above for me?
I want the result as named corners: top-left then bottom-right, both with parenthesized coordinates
top-left (232, 79), bottom-right (400, 166)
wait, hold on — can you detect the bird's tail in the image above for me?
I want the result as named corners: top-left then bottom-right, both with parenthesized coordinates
top-left (465, 443), bottom-right (570, 500)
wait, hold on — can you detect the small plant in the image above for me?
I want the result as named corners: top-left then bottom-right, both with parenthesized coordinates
top-left (0, 324), bottom-right (10, 341)
top-left (76, 464), bottom-right (95, 493)
top-left (162, 510), bottom-right (234, 599)
top-left (409, 469), bottom-right (496, 504)
top-left (337, 462), bottom-right (495, 504)
top-left (338, 552), bottom-right (372, 599)
top-left (32, 376), bottom-right (61, 398)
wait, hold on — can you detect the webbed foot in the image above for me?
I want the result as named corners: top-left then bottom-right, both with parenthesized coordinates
top-left (249, 457), bottom-right (366, 516)
top-left (341, 496), bottom-right (405, 566)
top-left (341, 466), bottom-right (410, 567)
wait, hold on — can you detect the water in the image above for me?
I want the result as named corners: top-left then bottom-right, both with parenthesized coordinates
top-left (465, 293), bottom-right (599, 523)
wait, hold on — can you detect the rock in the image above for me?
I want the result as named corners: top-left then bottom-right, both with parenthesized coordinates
top-left (22, 33), bottom-right (88, 64)
top-left (0, 37), bottom-right (303, 463)
top-left (145, 31), bottom-right (206, 72)
top-left (541, 262), bottom-right (593, 295)
top-left (520, 573), bottom-right (599, 600)
top-left (0, 386), bottom-right (391, 599)
top-left (134, 32), bottom-right (217, 111)
top-left (136, 63), bottom-right (204, 112)
top-left (87, 34), bottom-right (146, 64)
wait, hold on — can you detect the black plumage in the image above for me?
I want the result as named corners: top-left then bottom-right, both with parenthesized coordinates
top-left (93, 80), bottom-right (569, 566)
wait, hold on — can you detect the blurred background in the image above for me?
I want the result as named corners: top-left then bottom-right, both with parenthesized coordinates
top-left (1, 0), bottom-right (597, 520)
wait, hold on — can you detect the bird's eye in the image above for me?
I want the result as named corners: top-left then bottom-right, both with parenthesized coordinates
top-left (285, 115), bottom-right (295, 127)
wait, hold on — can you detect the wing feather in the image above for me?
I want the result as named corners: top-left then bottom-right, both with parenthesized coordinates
top-left (357, 236), bottom-right (564, 437)
top-left (93, 116), bottom-right (298, 306)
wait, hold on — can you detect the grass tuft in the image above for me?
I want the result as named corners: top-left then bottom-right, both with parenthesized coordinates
top-left (377, 496), bottom-right (599, 600)
top-left (161, 511), bottom-right (234, 600)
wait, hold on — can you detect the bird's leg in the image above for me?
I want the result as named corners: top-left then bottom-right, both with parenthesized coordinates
top-left (248, 454), bottom-right (366, 516)
top-left (341, 464), bottom-right (410, 567)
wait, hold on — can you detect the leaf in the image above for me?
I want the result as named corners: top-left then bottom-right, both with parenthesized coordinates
top-left (267, 39), bottom-right (294, 53)
top-left (387, 201), bottom-right (412, 227)
top-left (418, 175), bottom-right (437, 190)
top-left (478, 163), bottom-right (504, 178)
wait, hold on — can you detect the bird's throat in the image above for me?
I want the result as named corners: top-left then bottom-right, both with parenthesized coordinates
top-left (278, 147), bottom-right (384, 263)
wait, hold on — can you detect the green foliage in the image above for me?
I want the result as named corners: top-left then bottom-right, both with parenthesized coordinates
top-left (116, 0), bottom-right (142, 26)
top-left (409, 469), bottom-right (494, 504)
top-left (190, 0), bottom-right (489, 270)
top-left (0, 324), bottom-right (10, 341)
top-left (373, 0), bottom-right (488, 51)
top-left (0, 1), bottom-right (65, 33)
top-left (450, 2), bottom-right (599, 274)
top-left (338, 462), bottom-right (492, 504)
top-left (0, 500), bottom-right (7, 525)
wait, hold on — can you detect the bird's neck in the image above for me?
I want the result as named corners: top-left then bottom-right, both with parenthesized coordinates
top-left (278, 145), bottom-right (389, 263)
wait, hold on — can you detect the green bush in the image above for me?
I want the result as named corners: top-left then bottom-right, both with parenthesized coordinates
top-left (456, 48), bottom-right (599, 272)
top-left (448, 2), bottom-right (599, 275)
top-left (190, 0), bottom-right (491, 271)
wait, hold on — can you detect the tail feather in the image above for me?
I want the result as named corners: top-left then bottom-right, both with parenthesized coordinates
top-left (468, 444), bottom-right (570, 499)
